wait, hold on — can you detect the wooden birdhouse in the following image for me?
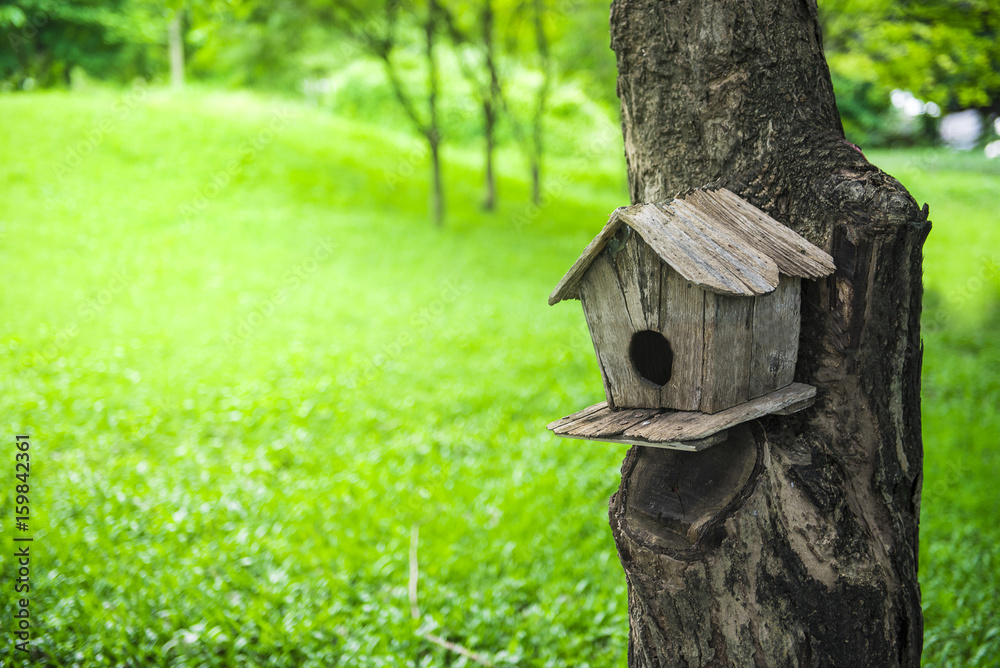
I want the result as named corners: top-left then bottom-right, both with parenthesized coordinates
top-left (547, 187), bottom-right (835, 451)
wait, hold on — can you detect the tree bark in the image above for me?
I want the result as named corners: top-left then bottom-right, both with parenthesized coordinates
top-left (607, 1), bottom-right (929, 666)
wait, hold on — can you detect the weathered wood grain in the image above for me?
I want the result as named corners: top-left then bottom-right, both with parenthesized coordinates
top-left (579, 252), bottom-right (638, 409)
top-left (698, 188), bottom-right (837, 278)
top-left (545, 401), bottom-right (607, 431)
top-left (749, 275), bottom-right (801, 397)
top-left (548, 382), bottom-right (816, 446)
top-left (548, 188), bottom-right (835, 305)
top-left (548, 208), bottom-right (627, 305)
top-left (621, 205), bottom-right (774, 297)
top-left (550, 403), bottom-right (664, 439)
top-left (564, 430), bottom-right (730, 452)
top-left (659, 267), bottom-right (704, 411)
top-left (772, 394), bottom-right (816, 415)
top-left (623, 425), bottom-right (758, 549)
top-left (615, 231), bottom-right (663, 331)
top-left (667, 198), bottom-right (779, 294)
top-left (700, 291), bottom-right (753, 413)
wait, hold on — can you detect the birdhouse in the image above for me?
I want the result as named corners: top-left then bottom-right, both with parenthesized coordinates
top-left (547, 187), bottom-right (835, 451)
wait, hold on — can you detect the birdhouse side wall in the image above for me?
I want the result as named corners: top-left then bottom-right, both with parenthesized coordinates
top-left (699, 275), bottom-right (801, 413)
top-left (748, 275), bottom-right (801, 396)
top-left (699, 292), bottom-right (754, 413)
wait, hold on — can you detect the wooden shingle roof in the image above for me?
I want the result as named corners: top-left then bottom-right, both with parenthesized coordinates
top-left (549, 188), bottom-right (836, 304)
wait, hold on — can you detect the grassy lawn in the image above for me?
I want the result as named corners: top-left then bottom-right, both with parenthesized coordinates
top-left (0, 89), bottom-right (997, 666)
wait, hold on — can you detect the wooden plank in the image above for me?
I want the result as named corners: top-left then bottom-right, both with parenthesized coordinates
top-left (659, 267), bottom-right (705, 411)
top-left (772, 395), bottom-right (815, 415)
top-left (688, 188), bottom-right (836, 278)
top-left (547, 383), bottom-right (816, 446)
top-left (549, 188), bottom-right (833, 306)
top-left (749, 275), bottom-right (801, 398)
top-left (555, 430), bottom-right (729, 452)
top-left (627, 383), bottom-right (815, 441)
top-left (549, 209), bottom-right (627, 305)
top-left (579, 251), bottom-right (660, 408)
top-left (700, 291), bottom-right (752, 413)
top-left (668, 199), bottom-right (780, 295)
top-left (621, 205), bottom-right (764, 297)
top-left (550, 405), bottom-right (664, 439)
top-left (546, 401), bottom-right (608, 431)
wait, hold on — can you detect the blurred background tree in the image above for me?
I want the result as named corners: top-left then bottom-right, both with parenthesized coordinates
top-left (0, 0), bottom-right (164, 88)
top-left (5, 0), bottom-right (997, 151)
top-left (820, 0), bottom-right (1000, 146)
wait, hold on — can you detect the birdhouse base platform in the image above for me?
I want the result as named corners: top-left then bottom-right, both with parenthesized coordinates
top-left (547, 382), bottom-right (816, 452)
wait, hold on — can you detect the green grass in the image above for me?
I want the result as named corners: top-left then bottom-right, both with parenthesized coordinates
top-left (0, 89), bottom-right (997, 667)
top-left (868, 148), bottom-right (1000, 667)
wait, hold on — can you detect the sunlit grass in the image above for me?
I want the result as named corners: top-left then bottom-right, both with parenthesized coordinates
top-left (0, 89), bottom-right (996, 666)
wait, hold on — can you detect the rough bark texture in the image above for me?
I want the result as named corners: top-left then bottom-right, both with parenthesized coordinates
top-left (607, 1), bottom-right (929, 666)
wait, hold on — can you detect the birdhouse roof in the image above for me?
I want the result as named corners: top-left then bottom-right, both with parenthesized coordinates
top-left (549, 187), bottom-right (836, 304)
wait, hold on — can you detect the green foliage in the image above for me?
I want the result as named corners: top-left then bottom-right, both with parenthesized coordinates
top-left (318, 52), bottom-right (614, 157)
top-left (184, 0), bottom-right (342, 89)
top-left (0, 90), bottom-right (996, 666)
top-left (0, 0), bottom-right (165, 88)
top-left (871, 0), bottom-right (1000, 113)
top-left (822, 0), bottom-right (1000, 145)
top-left (828, 68), bottom-right (899, 148)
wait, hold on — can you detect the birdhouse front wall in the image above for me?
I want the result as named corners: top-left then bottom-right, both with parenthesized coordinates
top-left (577, 232), bottom-right (801, 414)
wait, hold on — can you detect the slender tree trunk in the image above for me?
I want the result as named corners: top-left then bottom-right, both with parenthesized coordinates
top-left (484, 104), bottom-right (496, 210)
top-left (607, 1), bottom-right (928, 665)
top-left (426, 0), bottom-right (444, 225)
top-left (530, 0), bottom-right (549, 205)
top-left (428, 132), bottom-right (444, 225)
top-left (168, 9), bottom-right (185, 90)
top-left (481, 1), bottom-right (498, 211)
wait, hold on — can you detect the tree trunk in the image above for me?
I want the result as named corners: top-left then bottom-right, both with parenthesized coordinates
top-left (484, 104), bottom-right (496, 210)
top-left (482, 0), bottom-right (498, 211)
top-left (429, 132), bottom-right (444, 225)
top-left (607, 1), bottom-right (929, 666)
top-left (531, 0), bottom-right (549, 206)
top-left (425, 0), bottom-right (444, 225)
top-left (168, 9), bottom-right (185, 90)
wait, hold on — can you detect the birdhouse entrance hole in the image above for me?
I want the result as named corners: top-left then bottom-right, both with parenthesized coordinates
top-left (629, 330), bottom-right (673, 387)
